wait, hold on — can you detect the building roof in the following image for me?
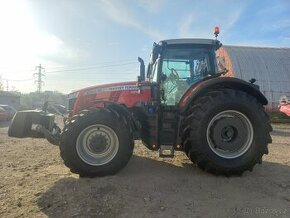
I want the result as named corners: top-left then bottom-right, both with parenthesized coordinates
top-left (224, 45), bottom-right (290, 109)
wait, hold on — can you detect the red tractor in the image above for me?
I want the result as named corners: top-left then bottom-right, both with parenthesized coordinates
top-left (279, 96), bottom-right (290, 116)
top-left (9, 29), bottom-right (272, 177)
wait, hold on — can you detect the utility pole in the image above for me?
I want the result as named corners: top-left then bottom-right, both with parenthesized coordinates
top-left (34, 64), bottom-right (45, 92)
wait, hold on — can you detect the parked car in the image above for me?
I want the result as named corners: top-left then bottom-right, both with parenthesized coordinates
top-left (0, 106), bottom-right (9, 121)
top-left (0, 105), bottom-right (17, 120)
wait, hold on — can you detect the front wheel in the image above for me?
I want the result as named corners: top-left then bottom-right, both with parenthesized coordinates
top-left (182, 89), bottom-right (272, 176)
top-left (60, 108), bottom-right (133, 177)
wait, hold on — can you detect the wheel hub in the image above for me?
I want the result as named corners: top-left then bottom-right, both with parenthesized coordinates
top-left (207, 110), bottom-right (254, 159)
top-left (221, 126), bottom-right (235, 142)
top-left (76, 124), bottom-right (119, 166)
top-left (88, 133), bottom-right (108, 153)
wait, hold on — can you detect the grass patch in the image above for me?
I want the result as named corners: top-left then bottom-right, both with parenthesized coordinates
top-left (269, 111), bottom-right (290, 123)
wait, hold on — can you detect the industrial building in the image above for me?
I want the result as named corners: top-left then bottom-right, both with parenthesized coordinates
top-left (218, 46), bottom-right (290, 111)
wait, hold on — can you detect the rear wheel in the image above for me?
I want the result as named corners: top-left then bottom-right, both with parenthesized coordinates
top-left (182, 89), bottom-right (272, 175)
top-left (60, 108), bottom-right (133, 177)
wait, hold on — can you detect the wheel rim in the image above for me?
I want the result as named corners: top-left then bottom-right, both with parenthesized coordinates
top-left (76, 124), bottom-right (119, 166)
top-left (206, 110), bottom-right (254, 159)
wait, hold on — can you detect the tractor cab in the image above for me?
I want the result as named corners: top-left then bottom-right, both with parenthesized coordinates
top-left (135, 38), bottom-right (223, 155)
top-left (141, 38), bottom-right (222, 106)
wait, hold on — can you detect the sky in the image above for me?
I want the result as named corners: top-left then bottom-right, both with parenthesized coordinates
top-left (0, 0), bottom-right (289, 94)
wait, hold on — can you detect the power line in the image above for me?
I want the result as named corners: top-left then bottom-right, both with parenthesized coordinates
top-left (3, 78), bottom-right (34, 82)
top-left (0, 61), bottom-right (139, 91)
top-left (44, 59), bottom-right (136, 70)
top-left (0, 60), bottom-right (138, 77)
top-left (34, 64), bottom-right (45, 92)
top-left (45, 62), bottom-right (137, 74)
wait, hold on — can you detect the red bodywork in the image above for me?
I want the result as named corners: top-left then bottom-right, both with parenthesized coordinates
top-left (179, 82), bottom-right (204, 107)
top-left (70, 81), bottom-right (151, 116)
top-left (279, 104), bottom-right (290, 116)
top-left (69, 79), bottom-right (213, 117)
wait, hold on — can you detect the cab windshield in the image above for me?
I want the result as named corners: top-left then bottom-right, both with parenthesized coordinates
top-left (161, 45), bottom-right (216, 105)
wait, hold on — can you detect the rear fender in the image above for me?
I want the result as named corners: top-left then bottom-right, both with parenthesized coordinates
top-left (179, 77), bottom-right (268, 113)
top-left (8, 110), bottom-right (55, 138)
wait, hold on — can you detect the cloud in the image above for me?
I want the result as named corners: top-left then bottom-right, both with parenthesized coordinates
top-left (256, 3), bottom-right (286, 16)
top-left (98, 0), bottom-right (164, 39)
top-left (222, 9), bottom-right (243, 34)
top-left (179, 14), bottom-right (196, 37)
top-left (137, 0), bottom-right (164, 13)
top-left (271, 20), bottom-right (290, 30)
top-left (177, 3), bottom-right (244, 39)
top-left (0, 0), bottom-right (89, 91)
top-left (259, 19), bottom-right (290, 42)
top-left (107, 42), bottom-right (120, 46)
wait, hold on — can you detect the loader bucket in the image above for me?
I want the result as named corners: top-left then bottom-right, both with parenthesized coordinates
top-left (8, 110), bottom-right (55, 138)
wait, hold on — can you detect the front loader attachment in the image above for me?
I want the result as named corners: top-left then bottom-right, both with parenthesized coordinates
top-left (8, 110), bottom-right (60, 145)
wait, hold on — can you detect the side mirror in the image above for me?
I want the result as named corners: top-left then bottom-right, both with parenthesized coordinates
top-left (217, 56), bottom-right (228, 74)
top-left (138, 57), bottom-right (145, 82)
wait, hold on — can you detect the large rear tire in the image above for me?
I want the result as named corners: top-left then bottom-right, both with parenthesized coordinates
top-left (182, 89), bottom-right (272, 176)
top-left (60, 108), bottom-right (133, 177)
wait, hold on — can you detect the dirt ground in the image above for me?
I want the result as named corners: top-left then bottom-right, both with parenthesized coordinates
top-left (0, 122), bottom-right (289, 218)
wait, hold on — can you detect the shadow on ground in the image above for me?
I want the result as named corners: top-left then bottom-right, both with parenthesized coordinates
top-left (37, 155), bottom-right (290, 218)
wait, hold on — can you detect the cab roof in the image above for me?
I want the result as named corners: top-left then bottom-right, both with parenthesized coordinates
top-left (160, 38), bottom-right (218, 46)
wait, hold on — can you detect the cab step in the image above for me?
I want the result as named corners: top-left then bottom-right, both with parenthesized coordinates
top-left (159, 145), bottom-right (174, 158)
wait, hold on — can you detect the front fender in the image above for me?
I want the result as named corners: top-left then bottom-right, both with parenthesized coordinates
top-left (178, 77), bottom-right (268, 113)
top-left (92, 100), bottom-right (140, 138)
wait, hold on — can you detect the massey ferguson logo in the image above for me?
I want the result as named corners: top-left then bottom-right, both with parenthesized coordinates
top-left (84, 85), bottom-right (139, 95)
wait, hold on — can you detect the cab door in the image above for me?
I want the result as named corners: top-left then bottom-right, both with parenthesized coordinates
top-left (160, 46), bottom-right (213, 106)
top-left (160, 59), bottom-right (191, 105)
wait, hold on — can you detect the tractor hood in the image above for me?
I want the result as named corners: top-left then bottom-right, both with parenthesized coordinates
top-left (67, 81), bottom-right (151, 115)
top-left (68, 81), bottom-right (138, 99)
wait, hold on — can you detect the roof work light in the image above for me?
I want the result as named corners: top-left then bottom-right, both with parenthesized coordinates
top-left (214, 26), bottom-right (220, 38)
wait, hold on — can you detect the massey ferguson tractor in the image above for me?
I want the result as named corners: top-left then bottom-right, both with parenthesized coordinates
top-left (279, 96), bottom-right (290, 116)
top-left (8, 28), bottom-right (272, 177)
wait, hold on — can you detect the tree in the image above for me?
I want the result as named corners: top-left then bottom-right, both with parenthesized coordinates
top-left (20, 91), bottom-right (67, 110)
